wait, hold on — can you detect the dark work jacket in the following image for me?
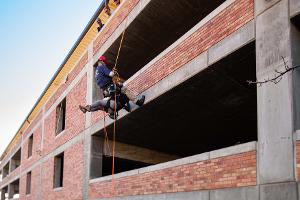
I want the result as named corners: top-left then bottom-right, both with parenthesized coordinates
top-left (95, 63), bottom-right (113, 89)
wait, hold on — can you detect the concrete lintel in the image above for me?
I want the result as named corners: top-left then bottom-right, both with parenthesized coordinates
top-left (89, 141), bottom-right (256, 184)
top-left (260, 182), bottom-right (298, 200)
top-left (208, 20), bottom-right (255, 66)
top-left (255, 0), bottom-right (281, 17)
top-left (209, 141), bottom-right (257, 159)
top-left (290, 0), bottom-right (300, 18)
top-left (90, 186), bottom-right (260, 200)
top-left (91, 190), bottom-right (209, 200)
top-left (295, 130), bottom-right (300, 140)
top-left (210, 186), bottom-right (259, 200)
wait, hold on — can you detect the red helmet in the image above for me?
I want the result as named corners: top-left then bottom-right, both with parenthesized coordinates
top-left (98, 56), bottom-right (107, 64)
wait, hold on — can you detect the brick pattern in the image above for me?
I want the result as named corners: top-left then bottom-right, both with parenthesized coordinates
top-left (21, 126), bottom-right (42, 172)
top-left (93, 0), bottom-right (140, 54)
top-left (20, 166), bottom-right (41, 200)
top-left (296, 141), bottom-right (300, 180)
top-left (89, 151), bottom-right (257, 199)
top-left (41, 141), bottom-right (84, 200)
top-left (45, 52), bottom-right (88, 111)
top-left (23, 111), bottom-right (43, 139)
top-left (43, 75), bottom-right (87, 155)
top-left (126, 0), bottom-right (254, 95)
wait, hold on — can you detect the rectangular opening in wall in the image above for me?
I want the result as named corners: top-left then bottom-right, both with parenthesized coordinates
top-left (10, 148), bottom-right (21, 172)
top-left (102, 156), bottom-right (151, 176)
top-left (8, 179), bottom-right (19, 199)
top-left (55, 98), bottom-right (66, 135)
top-left (1, 186), bottom-right (8, 200)
top-left (26, 171), bottom-right (31, 195)
top-left (89, 132), bottom-right (176, 179)
top-left (53, 152), bottom-right (64, 188)
top-left (28, 134), bottom-right (33, 158)
top-left (3, 163), bottom-right (9, 178)
top-left (0, 170), bottom-right (2, 181)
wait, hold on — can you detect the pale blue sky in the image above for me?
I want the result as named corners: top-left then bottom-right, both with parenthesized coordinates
top-left (0, 0), bottom-right (102, 156)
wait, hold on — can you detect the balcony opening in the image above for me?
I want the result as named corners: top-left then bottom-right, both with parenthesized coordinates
top-left (90, 133), bottom-right (178, 179)
top-left (10, 148), bottom-right (21, 172)
top-left (90, 42), bottom-right (257, 179)
top-left (28, 134), bottom-right (33, 158)
top-left (55, 98), bottom-right (66, 135)
top-left (102, 0), bottom-right (226, 79)
top-left (0, 186), bottom-right (8, 200)
top-left (2, 163), bottom-right (9, 179)
top-left (93, 0), bottom-right (227, 99)
top-left (53, 152), bottom-right (64, 188)
top-left (102, 156), bottom-right (151, 176)
top-left (8, 179), bottom-right (19, 199)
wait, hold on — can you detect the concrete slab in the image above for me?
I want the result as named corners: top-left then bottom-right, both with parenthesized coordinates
top-left (209, 141), bottom-right (256, 159)
top-left (255, 0), bottom-right (281, 16)
top-left (208, 20), bottom-right (255, 65)
top-left (290, 0), bottom-right (300, 17)
top-left (210, 186), bottom-right (259, 200)
top-left (93, 190), bottom-right (209, 200)
top-left (260, 182), bottom-right (297, 200)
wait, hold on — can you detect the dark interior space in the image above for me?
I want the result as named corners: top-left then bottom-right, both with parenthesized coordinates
top-left (10, 148), bottom-right (21, 172)
top-left (3, 163), bottom-right (9, 178)
top-left (291, 13), bottom-right (300, 29)
top-left (9, 179), bottom-right (19, 199)
top-left (102, 156), bottom-right (152, 176)
top-left (102, 0), bottom-right (226, 79)
top-left (102, 42), bottom-right (257, 157)
top-left (1, 186), bottom-right (8, 200)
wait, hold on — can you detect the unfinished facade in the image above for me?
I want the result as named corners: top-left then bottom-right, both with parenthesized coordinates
top-left (1, 0), bottom-right (300, 199)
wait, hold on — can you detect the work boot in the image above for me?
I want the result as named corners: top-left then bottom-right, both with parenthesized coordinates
top-left (136, 95), bottom-right (145, 106)
top-left (124, 102), bottom-right (131, 112)
top-left (79, 105), bottom-right (91, 113)
top-left (108, 109), bottom-right (118, 120)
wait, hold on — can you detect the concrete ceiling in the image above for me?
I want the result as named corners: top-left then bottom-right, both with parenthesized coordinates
top-left (102, 42), bottom-right (257, 157)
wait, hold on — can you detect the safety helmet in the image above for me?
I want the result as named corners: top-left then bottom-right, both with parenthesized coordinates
top-left (98, 56), bottom-right (107, 64)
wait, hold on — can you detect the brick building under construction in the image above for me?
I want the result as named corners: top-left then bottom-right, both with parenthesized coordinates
top-left (1, 0), bottom-right (300, 199)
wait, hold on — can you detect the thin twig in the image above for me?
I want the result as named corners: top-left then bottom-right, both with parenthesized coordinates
top-left (247, 57), bottom-right (300, 86)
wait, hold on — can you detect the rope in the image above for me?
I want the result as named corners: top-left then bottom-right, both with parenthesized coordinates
top-left (109, 16), bottom-right (128, 199)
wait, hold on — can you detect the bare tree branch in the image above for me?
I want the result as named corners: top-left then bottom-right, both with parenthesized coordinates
top-left (247, 57), bottom-right (300, 86)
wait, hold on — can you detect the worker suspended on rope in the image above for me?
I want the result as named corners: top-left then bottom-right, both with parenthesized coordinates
top-left (79, 55), bottom-right (145, 119)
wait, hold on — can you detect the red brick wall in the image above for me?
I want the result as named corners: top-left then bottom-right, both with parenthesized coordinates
top-left (23, 111), bottom-right (43, 139)
top-left (41, 141), bottom-right (84, 200)
top-left (43, 75), bottom-right (87, 155)
top-left (93, 0), bottom-right (140, 55)
top-left (45, 52), bottom-right (88, 111)
top-left (127, 0), bottom-right (254, 95)
top-left (89, 151), bottom-right (257, 199)
top-left (21, 125), bottom-right (42, 171)
top-left (296, 141), bottom-right (300, 180)
top-left (20, 166), bottom-right (41, 200)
